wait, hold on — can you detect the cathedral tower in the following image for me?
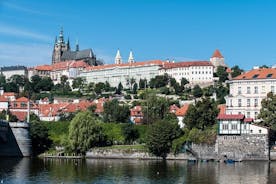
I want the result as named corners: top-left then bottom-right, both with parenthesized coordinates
top-left (115, 49), bottom-right (122, 64)
top-left (52, 27), bottom-right (70, 64)
top-left (128, 51), bottom-right (134, 63)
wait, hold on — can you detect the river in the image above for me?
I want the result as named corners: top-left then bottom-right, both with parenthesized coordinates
top-left (0, 158), bottom-right (276, 184)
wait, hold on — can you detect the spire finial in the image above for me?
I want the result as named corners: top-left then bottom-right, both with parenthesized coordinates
top-left (76, 39), bottom-right (79, 51)
top-left (58, 26), bottom-right (64, 44)
top-left (115, 49), bottom-right (122, 64)
top-left (128, 50), bottom-right (134, 63)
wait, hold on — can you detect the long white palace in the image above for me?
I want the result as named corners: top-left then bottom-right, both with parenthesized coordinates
top-left (79, 49), bottom-right (225, 87)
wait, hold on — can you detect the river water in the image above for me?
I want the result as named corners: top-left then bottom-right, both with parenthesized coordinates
top-left (0, 158), bottom-right (276, 184)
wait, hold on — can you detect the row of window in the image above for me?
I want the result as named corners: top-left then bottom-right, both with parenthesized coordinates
top-left (230, 98), bottom-right (259, 107)
top-left (238, 86), bottom-right (275, 94)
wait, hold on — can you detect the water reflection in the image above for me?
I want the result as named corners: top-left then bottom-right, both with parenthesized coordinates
top-left (0, 158), bottom-right (276, 183)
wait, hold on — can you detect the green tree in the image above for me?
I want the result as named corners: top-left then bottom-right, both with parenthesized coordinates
top-left (39, 77), bottom-right (54, 91)
top-left (146, 120), bottom-right (182, 159)
top-left (133, 83), bottom-right (138, 94)
top-left (94, 82), bottom-right (105, 95)
top-left (139, 79), bottom-right (147, 89)
top-left (184, 98), bottom-right (219, 130)
top-left (30, 121), bottom-right (52, 155)
top-left (0, 74), bottom-right (6, 87)
top-left (116, 82), bottom-right (123, 95)
top-left (72, 77), bottom-right (84, 89)
top-left (181, 77), bottom-right (189, 88)
top-left (103, 99), bottom-right (130, 123)
top-left (192, 85), bottom-right (203, 98)
top-left (231, 65), bottom-right (244, 78)
top-left (122, 124), bottom-right (139, 144)
top-left (68, 111), bottom-right (107, 154)
top-left (257, 92), bottom-right (276, 130)
top-left (149, 74), bottom-right (170, 88)
top-left (142, 94), bottom-right (170, 124)
top-left (216, 66), bottom-right (228, 82)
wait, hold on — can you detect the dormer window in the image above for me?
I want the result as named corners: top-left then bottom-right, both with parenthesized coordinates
top-left (252, 74), bottom-right (259, 79)
top-left (267, 74), bottom-right (273, 78)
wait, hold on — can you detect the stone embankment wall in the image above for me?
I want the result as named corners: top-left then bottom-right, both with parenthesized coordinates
top-left (86, 149), bottom-right (195, 160)
top-left (190, 134), bottom-right (270, 161)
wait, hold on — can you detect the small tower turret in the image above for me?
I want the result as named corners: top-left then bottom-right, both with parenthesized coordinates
top-left (76, 39), bottom-right (79, 51)
top-left (128, 51), bottom-right (134, 63)
top-left (115, 49), bottom-right (122, 64)
top-left (210, 49), bottom-right (226, 72)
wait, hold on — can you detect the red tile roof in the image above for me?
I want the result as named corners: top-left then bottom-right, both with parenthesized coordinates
top-left (233, 68), bottom-right (276, 80)
top-left (175, 104), bottom-right (190, 116)
top-left (39, 103), bottom-right (69, 117)
top-left (218, 104), bottom-right (226, 115)
top-left (0, 96), bottom-right (8, 102)
top-left (169, 104), bottom-right (179, 113)
top-left (35, 65), bottom-right (53, 71)
top-left (52, 60), bottom-right (88, 71)
top-left (10, 111), bottom-right (27, 121)
top-left (162, 61), bottom-right (213, 69)
top-left (211, 49), bottom-right (224, 58)
top-left (217, 114), bottom-right (245, 120)
top-left (244, 118), bottom-right (254, 123)
top-left (130, 105), bottom-right (143, 116)
top-left (3, 92), bottom-right (15, 97)
top-left (85, 60), bottom-right (164, 71)
top-left (16, 97), bottom-right (28, 102)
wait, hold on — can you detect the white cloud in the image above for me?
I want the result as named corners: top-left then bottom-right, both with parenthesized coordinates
top-left (0, 43), bottom-right (52, 67)
top-left (0, 24), bottom-right (52, 42)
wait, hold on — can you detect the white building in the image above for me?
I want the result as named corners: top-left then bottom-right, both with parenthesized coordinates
top-left (217, 114), bottom-right (268, 135)
top-left (159, 61), bottom-right (214, 86)
top-left (0, 66), bottom-right (27, 80)
top-left (225, 68), bottom-right (276, 120)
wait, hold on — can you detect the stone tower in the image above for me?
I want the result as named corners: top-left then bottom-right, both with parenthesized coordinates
top-left (52, 28), bottom-right (70, 64)
top-left (210, 49), bottom-right (226, 72)
top-left (115, 49), bottom-right (122, 64)
top-left (128, 51), bottom-right (135, 63)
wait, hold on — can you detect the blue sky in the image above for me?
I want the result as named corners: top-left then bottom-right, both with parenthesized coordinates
top-left (0, 0), bottom-right (276, 70)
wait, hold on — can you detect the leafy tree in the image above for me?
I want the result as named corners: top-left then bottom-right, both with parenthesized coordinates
top-left (103, 99), bottom-right (130, 123)
top-left (9, 75), bottom-right (26, 87)
top-left (142, 94), bottom-right (170, 124)
top-left (94, 82), bottom-right (105, 95)
top-left (257, 92), bottom-right (276, 130)
top-left (0, 74), bottom-right (6, 87)
top-left (130, 78), bottom-right (136, 89)
top-left (146, 120), bottom-right (182, 159)
top-left (192, 85), bottom-right (203, 98)
top-left (149, 74), bottom-right (170, 88)
top-left (181, 77), bottom-right (189, 87)
top-left (215, 83), bottom-right (229, 104)
top-left (216, 66), bottom-right (228, 82)
top-left (139, 79), bottom-right (147, 89)
top-left (122, 124), bottom-right (139, 144)
top-left (30, 121), bottom-right (52, 155)
top-left (184, 97), bottom-right (219, 130)
top-left (31, 75), bottom-right (42, 93)
top-left (116, 82), bottom-right (123, 95)
top-left (39, 77), bottom-right (54, 91)
top-left (104, 81), bottom-right (111, 92)
top-left (72, 77), bottom-right (84, 89)
top-left (68, 111), bottom-right (107, 154)
top-left (133, 83), bottom-right (138, 94)
top-left (260, 65), bottom-right (269, 68)
top-left (231, 65), bottom-right (244, 78)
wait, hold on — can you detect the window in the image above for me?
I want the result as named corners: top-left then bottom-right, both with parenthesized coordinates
top-left (247, 99), bottom-right (250, 107)
top-left (254, 86), bottom-right (258, 94)
top-left (259, 129), bottom-right (262, 134)
top-left (243, 124), bottom-right (247, 130)
top-left (231, 124), bottom-right (238, 130)
top-left (247, 86), bottom-right (251, 94)
top-left (247, 112), bottom-right (250, 118)
top-left (230, 99), bottom-right (233, 107)
top-left (238, 87), bottom-right (241, 95)
top-left (255, 112), bottom-right (258, 119)
top-left (20, 102), bottom-right (27, 108)
top-left (254, 99), bottom-right (258, 107)
top-left (238, 99), bottom-right (242, 107)
top-left (267, 74), bottom-right (273, 78)
top-left (222, 124), bottom-right (229, 130)
top-left (252, 74), bottom-right (259, 79)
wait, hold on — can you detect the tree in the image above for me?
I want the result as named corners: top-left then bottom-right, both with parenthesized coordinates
top-left (116, 82), bottom-right (123, 95)
top-left (139, 79), bottom-right (147, 89)
top-left (231, 65), bottom-right (244, 78)
top-left (184, 97), bottom-right (219, 130)
top-left (146, 120), bottom-right (182, 159)
top-left (216, 66), bottom-right (228, 82)
top-left (122, 124), bottom-right (139, 144)
top-left (0, 74), bottom-right (6, 87)
top-left (133, 83), bottom-right (138, 94)
top-left (192, 85), bottom-right (203, 98)
top-left (149, 74), bottom-right (170, 88)
top-left (94, 82), bottom-right (105, 95)
top-left (68, 111), bottom-right (107, 154)
top-left (72, 77), bottom-right (84, 89)
top-left (181, 77), bottom-right (189, 88)
top-left (257, 92), bottom-right (276, 130)
top-left (130, 78), bottom-right (136, 90)
top-left (39, 77), bottom-right (54, 91)
top-left (30, 121), bottom-right (52, 155)
top-left (142, 94), bottom-right (170, 124)
top-left (103, 99), bottom-right (130, 123)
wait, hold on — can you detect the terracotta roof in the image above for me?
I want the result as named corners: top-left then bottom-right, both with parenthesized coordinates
top-left (10, 111), bottom-right (27, 121)
top-left (39, 103), bottom-right (69, 117)
top-left (211, 49), bottom-right (224, 58)
top-left (217, 114), bottom-right (245, 120)
top-left (35, 65), bottom-right (53, 71)
top-left (3, 92), bottom-right (15, 97)
top-left (169, 104), bottom-right (179, 113)
top-left (162, 61), bottom-right (213, 69)
top-left (52, 60), bottom-right (88, 71)
top-left (0, 96), bottom-right (8, 102)
top-left (85, 60), bottom-right (164, 71)
top-left (218, 104), bottom-right (226, 115)
top-left (130, 105), bottom-right (143, 116)
top-left (63, 101), bottom-right (93, 113)
top-left (233, 68), bottom-right (276, 80)
top-left (244, 118), bottom-right (254, 123)
top-left (16, 97), bottom-right (28, 102)
top-left (226, 67), bottom-right (232, 73)
top-left (175, 104), bottom-right (189, 116)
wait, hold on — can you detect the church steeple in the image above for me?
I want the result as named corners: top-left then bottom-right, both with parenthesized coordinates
top-left (128, 50), bottom-right (134, 63)
top-left (76, 39), bottom-right (79, 51)
top-left (67, 37), bottom-right (70, 50)
top-left (115, 49), bottom-right (122, 64)
top-left (58, 27), bottom-right (64, 44)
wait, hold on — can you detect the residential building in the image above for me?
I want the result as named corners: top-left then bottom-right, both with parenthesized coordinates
top-left (175, 104), bottom-right (190, 128)
top-left (130, 105), bottom-right (143, 124)
top-left (217, 114), bottom-right (268, 135)
top-left (0, 66), bottom-right (27, 80)
top-left (225, 68), bottom-right (276, 120)
top-left (159, 61), bottom-right (214, 86)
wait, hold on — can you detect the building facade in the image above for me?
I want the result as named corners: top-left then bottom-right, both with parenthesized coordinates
top-left (225, 68), bottom-right (276, 120)
top-left (0, 66), bottom-right (27, 80)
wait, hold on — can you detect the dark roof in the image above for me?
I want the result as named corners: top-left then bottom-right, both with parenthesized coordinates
top-left (61, 49), bottom-right (94, 61)
top-left (0, 66), bottom-right (27, 71)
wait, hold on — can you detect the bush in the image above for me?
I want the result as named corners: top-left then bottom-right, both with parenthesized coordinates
top-left (122, 124), bottom-right (139, 144)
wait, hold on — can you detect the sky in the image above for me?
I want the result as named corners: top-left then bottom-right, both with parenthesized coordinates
top-left (0, 0), bottom-right (276, 70)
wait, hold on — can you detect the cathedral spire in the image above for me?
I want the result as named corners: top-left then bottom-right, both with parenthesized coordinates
top-left (58, 27), bottom-right (64, 44)
top-left (67, 37), bottom-right (70, 50)
top-left (128, 50), bottom-right (134, 63)
top-left (115, 49), bottom-right (122, 64)
top-left (76, 39), bottom-right (79, 51)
